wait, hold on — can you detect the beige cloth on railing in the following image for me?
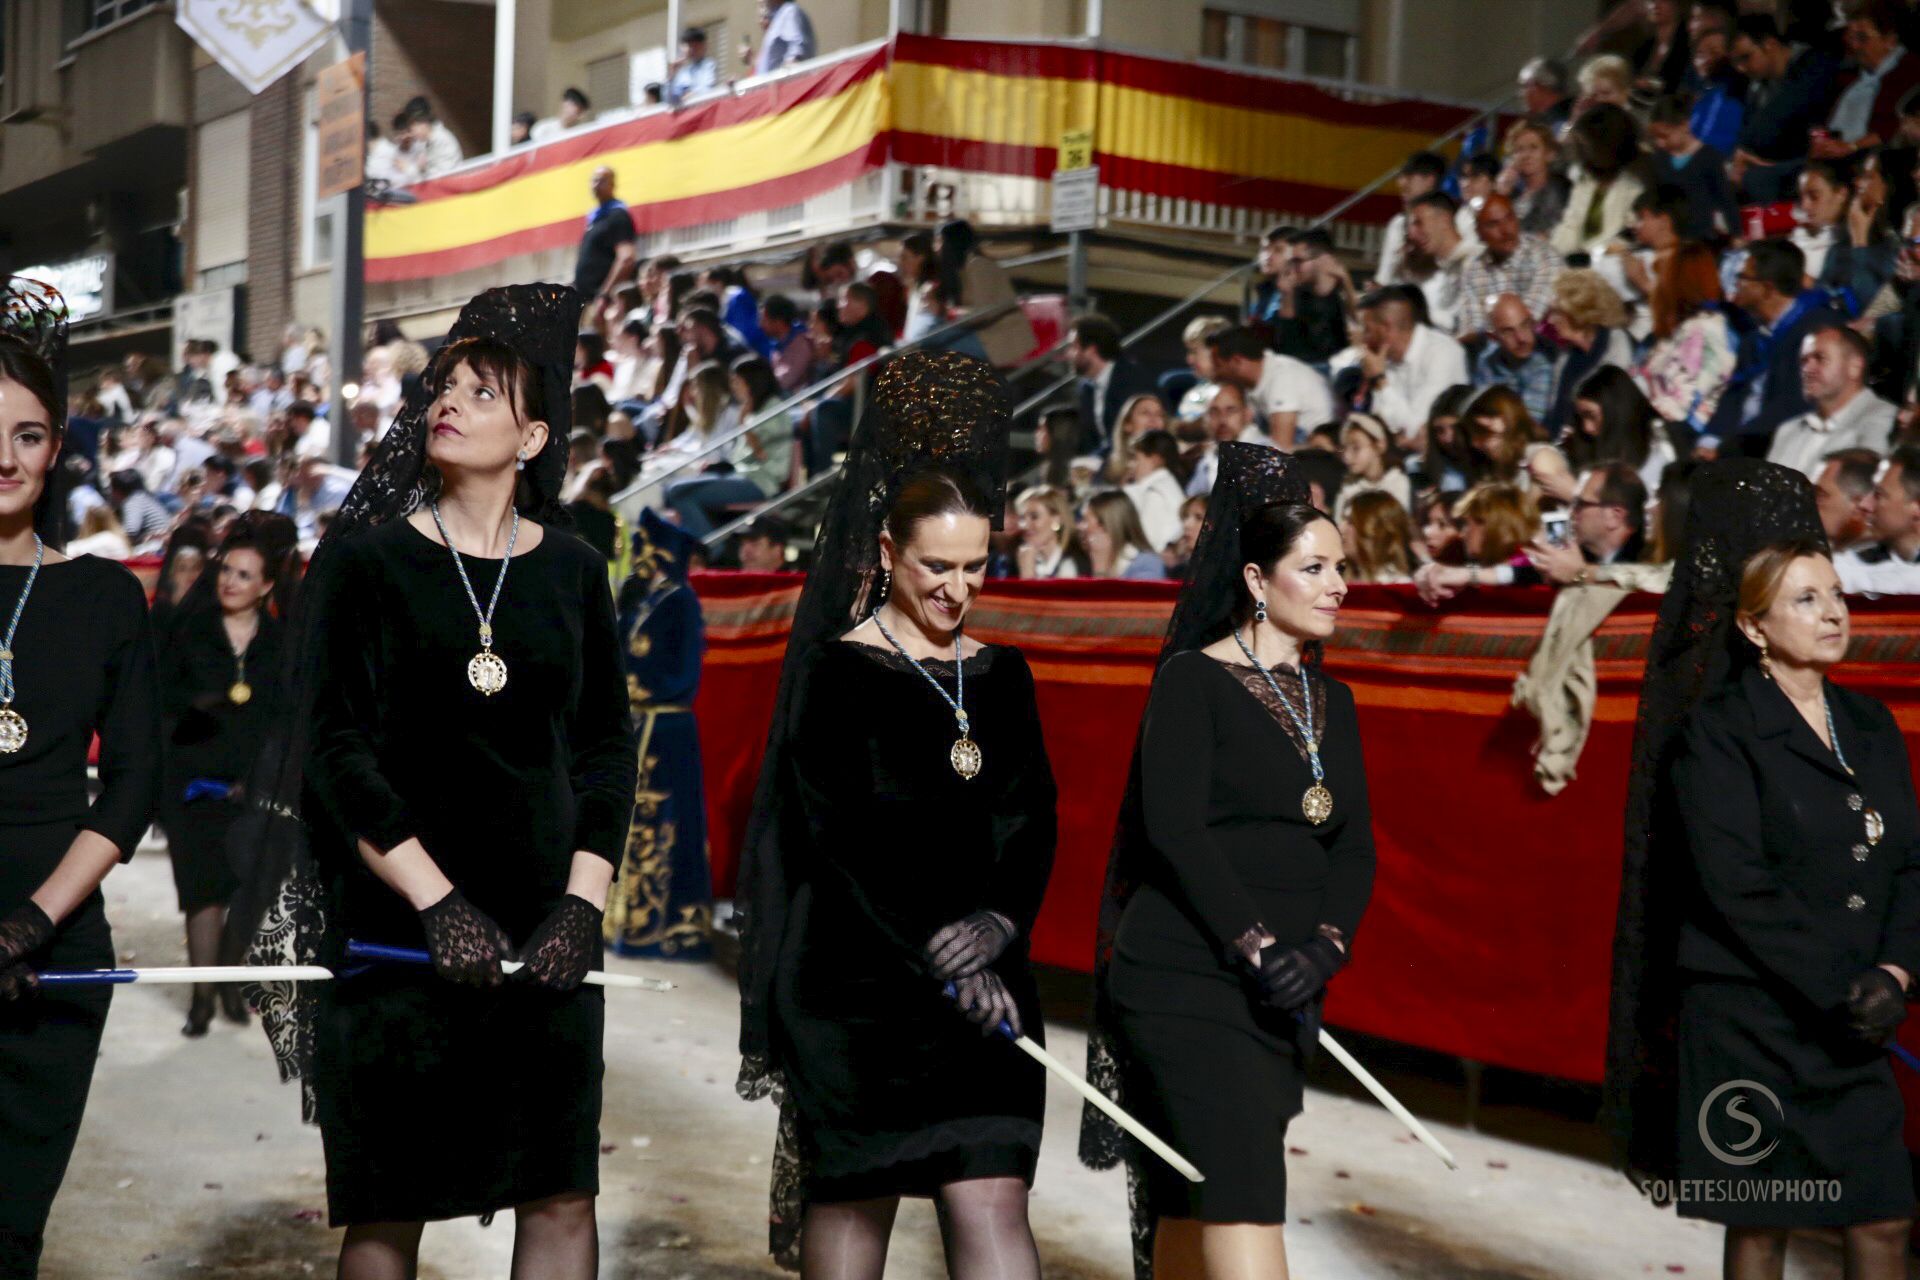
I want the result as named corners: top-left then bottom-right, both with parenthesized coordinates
top-left (1510, 562), bottom-right (1673, 795)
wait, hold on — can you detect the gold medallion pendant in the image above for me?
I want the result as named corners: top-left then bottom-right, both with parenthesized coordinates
top-left (468, 649), bottom-right (509, 696)
top-left (0, 706), bottom-right (26, 754)
top-left (951, 735), bottom-right (983, 780)
top-left (229, 682), bottom-right (253, 706)
top-left (1302, 783), bottom-right (1334, 825)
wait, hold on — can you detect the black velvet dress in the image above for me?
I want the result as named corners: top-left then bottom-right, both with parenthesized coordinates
top-left (0, 556), bottom-right (159, 1276)
top-left (1109, 651), bottom-right (1375, 1222)
top-left (774, 640), bottom-right (1057, 1200)
top-left (159, 608), bottom-right (282, 913)
top-left (303, 519), bottom-right (635, 1226)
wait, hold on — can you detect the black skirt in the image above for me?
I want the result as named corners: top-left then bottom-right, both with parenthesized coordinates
top-left (312, 969), bottom-right (606, 1225)
top-left (1676, 978), bottom-right (1913, 1226)
top-left (0, 821), bottom-right (114, 1277)
top-left (163, 791), bottom-right (241, 914)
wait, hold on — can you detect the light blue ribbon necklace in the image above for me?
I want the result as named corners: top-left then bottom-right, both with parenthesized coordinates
top-left (872, 605), bottom-right (981, 780)
top-left (1234, 626), bottom-right (1332, 824)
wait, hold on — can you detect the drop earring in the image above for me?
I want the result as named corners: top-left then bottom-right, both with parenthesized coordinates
top-left (1758, 639), bottom-right (1773, 680)
top-left (1254, 599), bottom-right (1269, 624)
top-left (877, 567), bottom-right (892, 602)
top-left (515, 451), bottom-right (526, 471)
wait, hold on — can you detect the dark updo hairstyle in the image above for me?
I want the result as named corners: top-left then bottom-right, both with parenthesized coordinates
top-left (884, 462), bottom-right (996, 552)
top-left (1230, 500), bottom-right (1336, 631)
top-left (0, 333), bottom-right (63, 435)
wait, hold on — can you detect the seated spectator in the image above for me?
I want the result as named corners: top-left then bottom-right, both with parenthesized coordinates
top-left (1414, 488), bottom-right (1466, 565)
top-left (909, 276), bottom-right (994, 363)
top-left (759, 294), bottom-right (815, 393)
top-left (1334, 412), bottom-right (1411, 522)
top-left (1518, 56), bottom-right (1575, 136)
top-left (1502, 118), bottom-right (1572, 238)
top-left (531, 87), bottom-right (592, 143)
top-left (1034, 405), bottom-right (1086, 488)
top-left (113, 417), bottom-right (176, 494)
top-left (1821, 0), bottom-right (1920, 155)
top-left (1709, 237), bottom-right (1827, 451)
top-left (1189, 383), bottom-right (1255, 495)
top-left (1405, 191), bottom-right (1474, 334)
top-left (1173, 315), bottom-right (1232, 423)
top-left (1564, 364), bottom-right (1682, 497)
top-left (1252, 227), bottom-right (1353, 368)
top-left (1374, 151), bottom-right (1449, 286)
top-left (1413, 482), bottom-right (1544, 600)
top-left (1797, 158), bottom-right (1900, 308)
top-left (1078, 491), bottom-right (1169, 580)
top-left (575, 332), bottom-right (614, 395)
top-left (1728, 12), bottom-right (1843, 202)
top-left (1459, 195), bottom-right (1560, 340)
top-left (1813, 445), bottom-right (1884, 550)
top-left (1544, 268), bottom-right (1636, 431)
top-left (735, 515), bottom-right (791, 573)
top-left (607, 318), bottom-right (651, 404)
top-left (1340, 489), bottom-right (1416, 584)
top-left (809, 287), bottom-right (887, 470)
top-left (1645, 96), bottom-right (1741, 241)
top-left (1463, 385), bottom-right (1564, 493)
top-left (1686, 6), bottom-right (1746, 156)
top-left (1633, 241), bottom-right (1739, 430)
top-left (662, 362), bottom-right (738, 455)
top-left (1576, 54), bottom-right (1634, 113)
top-left (1766, 325), bottom-right (1898, 475)
top-left (1070, 313), bottom-right (1157, 448)
top-left (107, 469), bottom-right (170, 550)
top-left (567, 469), bottom-right (620, 562)
top-left (1291, 446), bottom-right (1347, 512)
top-left (702, 264), bottom-right (771, 357)
top-left (934, 219), bottom-right (1038, 367)
top-left (1354, 288), bottom-right (1471, 447)
top-left (1206, 325), bottom-right (1336, 446)
top-left (1103, 392), bottom-right (1170, 485)
top-left (1163, 493), bottom-right (1209, 575)
top-left (1525, 462), bottom-right (1652, 585)
top-left (1632, 0), bottom-right (1692, 95)
top-left (1474, 293), bottom-right (1556, 421)
top-left (665, 356), bottom-right (795, 538)
top-left (276, 456), bottom-right (355, 550)
top-left (1122, 428), bottom-right (1189, 552)
top-left (1014, 485), bottom-right (1089, 578)
top-left (1459, 153), bottom-right (1503, 217)
top-left (66, 503), bottom-right (131, 559)
top-left (1552, 104), bottom-right (1648, 258)
top-left (1413, 384), bottom-right (1477, 494)
top-left (508, 111), bottom-right (535, 148)
top-left (1835, 443), bottom-right (1920, 588)
top-left (1601, 184), bottom-right (1683, 310)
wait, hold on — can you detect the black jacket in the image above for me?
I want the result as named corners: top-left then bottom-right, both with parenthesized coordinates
top-left (1078, 356), bottom-right (1159, 450)
top-left (1672, 665), bottom-right (1920, 1014)
top-left (1707, 296), bottom-right (1829, 450)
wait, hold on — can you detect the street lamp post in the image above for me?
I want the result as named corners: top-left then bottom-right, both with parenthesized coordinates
top-left (327, 0), bottom-right (371, 470)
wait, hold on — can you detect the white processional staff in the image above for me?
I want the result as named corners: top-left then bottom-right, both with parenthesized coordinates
top-left (36, 944), bottom-right (676, 994)
top-left (1311, 1020), bottom-right (1459, 1171)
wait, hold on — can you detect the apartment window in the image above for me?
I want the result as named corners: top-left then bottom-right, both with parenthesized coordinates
top-left (1201, 6), bottom-right (1355, 79)
top-left (301, 89), bottom-right (334, 271)
top-left (79, 0), bottom-right (157, 33)
top-left (194, 110), bottom-right (251, 286)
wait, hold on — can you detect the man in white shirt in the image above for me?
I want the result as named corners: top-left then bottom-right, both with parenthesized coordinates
top-left (530, 87), bottom-right (592, 144)
top-left (1205, 326), bottom-right (1334, 448)
top-left (402, 99), bottom-right (464, 180)
top-left (667, 28), bottom-right (720, 105)
top-left (1765, 326), bottom-right (1896, 478)
top-left (1835, 444), bottom-right (1920, 592)
top-left (1405, 192), bottom-right (1477, 335)
top-left (752, 0), bottom-right (817, 74)
top-left (1356, 288), bottom-right (1471, 447)
top-left (1813, 447), bottom-right (1883, 553)
top-left (1373, 151), bottom-right (1448, 286)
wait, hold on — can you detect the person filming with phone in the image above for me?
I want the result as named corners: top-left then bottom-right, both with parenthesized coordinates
top-left (1527, 462), bottom-right (1649, 583)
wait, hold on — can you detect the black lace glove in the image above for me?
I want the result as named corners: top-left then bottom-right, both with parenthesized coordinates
top-left (1255, 936), bottom-right (1347, 1011)
top-left (951, 969), bottom-right (1023, 1038)
top-left (0, 902), bottom-right (53, 969)
top-left (516, 896), bottom-right (605, 992)
top-left (417, 889), bottom-right (512, 988)
top-left (0, 963), bottom-right (37, 1002)
top-left (925, 911), bottom-right (1016, 980)
top-left (1845, 967), bottom-right (1908, 1046)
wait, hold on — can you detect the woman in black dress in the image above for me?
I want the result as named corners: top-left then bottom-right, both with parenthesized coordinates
top-left (0, 279), bottom-right (160, 1277)
top-left (1605, 459), bottom-right (1920, 1280)
top-left (1083, 442), bottom-right (1376, 1280)
top-left (236, 284), bottom-right (634, 1279)
top-left (735, 350), bottom-right (1058, 1277)
top-left (160, 512), bottom-right (292, 1035)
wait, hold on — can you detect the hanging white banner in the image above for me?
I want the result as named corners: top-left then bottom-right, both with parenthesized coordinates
top-left (176, 0), bottom-right (333, 96)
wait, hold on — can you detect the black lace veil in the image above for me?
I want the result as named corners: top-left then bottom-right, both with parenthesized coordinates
top-left (732, 348), bottom-right (1011, 1264)
top-left (1600, 459), bottom-right (1825, 1188)
top-left (2, 278), bottom-right (72, 546)
top-left (1078, 442), bottom-right (1309, 1280)
top-left (225, 283), bottom-right (583, 1119)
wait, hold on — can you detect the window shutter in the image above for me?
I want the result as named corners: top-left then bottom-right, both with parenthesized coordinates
top-left (194, 110), bottom-right (251, 280)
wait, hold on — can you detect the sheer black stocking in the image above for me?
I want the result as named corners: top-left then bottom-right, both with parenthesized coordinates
top-left (934, 1177), bottom-right (1039, 1280)
top-left (183, 905), bottom-right (222, 1035)
top-left (338, 1221), bottom-right (423, 1280)
top-left (800, 1197), bottom-right (898, 1280)
top-left (1842, 1218), bottom-right (1910, 1280)
top-left (511, 1191), bottom-right (598, 1280)
top-left (1722, 1226), bottom-right (1787, 1280)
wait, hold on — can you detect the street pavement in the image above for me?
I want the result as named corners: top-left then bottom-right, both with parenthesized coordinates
top-left (38, 839), bottom-right (1871, 1278)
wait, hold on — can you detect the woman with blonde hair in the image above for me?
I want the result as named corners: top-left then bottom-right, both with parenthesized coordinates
top-left (1413, 482), bottom-right (1544, 601)
top-left (1103, 392), bottom-right (1171, 485)
top-left (1340, 490), bottom-right (1415, 584)
top-left (667, 362), bottom-right (736, 449)
top-left (1078, 490), bottom-right (1168, 580)
top-left (1177, 316), bottom-right (1232, 423)
top-left (1575, 54), bottom-right (1632, 113)
top-left (1544, 267), bottom-right (1635, 431)
top-left (1014, 484), bottom-right (1088, 578)
top-left (1502, 118), bottom-right (1571, 237)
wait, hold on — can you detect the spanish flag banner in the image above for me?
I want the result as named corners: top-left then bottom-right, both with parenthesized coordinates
top-left (364, 36), bottom-right (1486, 284)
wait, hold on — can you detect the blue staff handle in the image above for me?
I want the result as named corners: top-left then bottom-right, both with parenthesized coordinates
top-left (943, 979), bottom-right (1015, 1038)
top-left (1892, 1042), bottom-right (1920, 1075)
